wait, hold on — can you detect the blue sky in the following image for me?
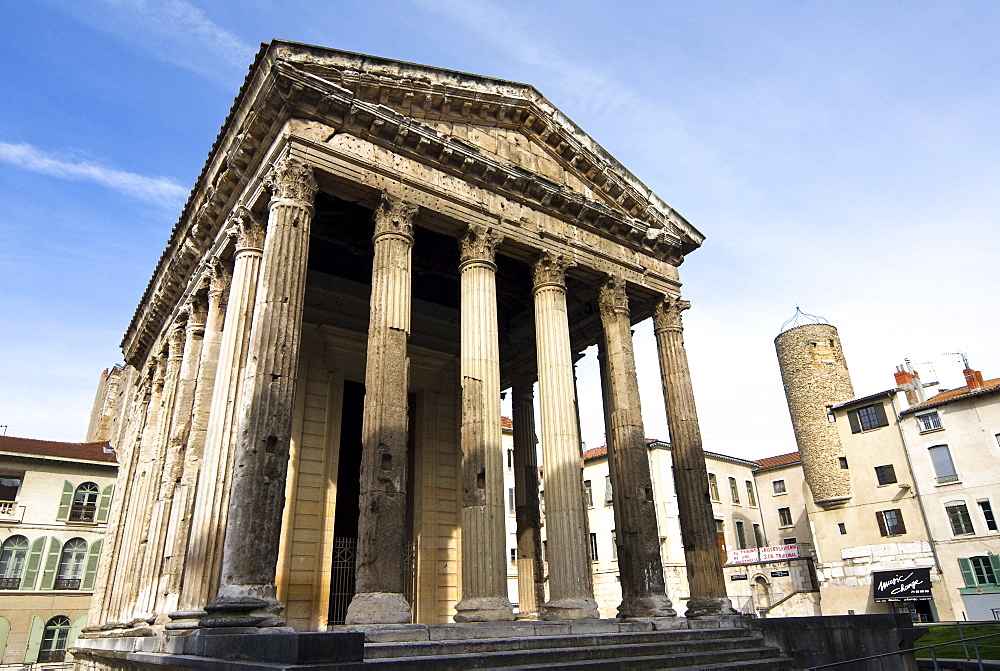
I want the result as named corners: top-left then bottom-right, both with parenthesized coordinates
top-left (1, 1), bottom-right (998, 460)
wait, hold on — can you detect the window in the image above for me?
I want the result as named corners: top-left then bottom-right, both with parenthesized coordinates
top-left (55, 537), bottom-right (87, 590)
top-left (838, 457), bottom-right (849, 469)
top-left (778, 507), bottom-right (793, 527)
top-left (928, 445), bottom-right (959, 484)
top-left (875, 464), bottom-right (897, 486)
top-left (70, 482), bottom-right (100, 522)
top-left (978, 500), bottom-right (998, 532)
top-left (876, 509), bottom-right (906, 536)
top-left (752, 524), bottom-right (764, 548)
top-left (611, 530), bottom-right (618, 560)
top-left (745, 481), bottom-right (757, 507)
top-left (589, 533), bottom-right (598, 562)
top-left (509, 547), bottom-right (517, 564)
top-left (38, 615), bottom-right (72, 663)
top-left (946, 502), bottom-right (975, 536)
top-left (772, 479), bottom-right (786, 495)
top-left (735, 521), bottom-right (747, 549)
top-left (848, 402), bottom-right (889, 433)
top-left (0, 474), bottom-right (22, 502)
top-left (838, 523), bottom-right (847, 535)
top-left (508, 488), bottom-right (515, 513)
top-left (959, 556), bottom-right (1000, 588)
top-left (729, 477), bottom-right (740, 504)
top-left (507, 449), bottom-right (513, 469)
top-left (708, 473), bottom-right (720, 501)
top-left (584, 480), bottom-right (593, 508)
top-left (0, 535), bottom-right (29, 589)
top-left (604, 475), bottom-right (613, 504)
top-left (783, 537), bottom-right (797, 545)
top-left (916, 411), bottom-right (942, 432)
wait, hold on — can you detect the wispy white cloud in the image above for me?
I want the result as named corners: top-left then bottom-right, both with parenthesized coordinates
top-left (41, 0), bottom-right (255, 85)
top-left (0, 141), bottom-right (187, 208)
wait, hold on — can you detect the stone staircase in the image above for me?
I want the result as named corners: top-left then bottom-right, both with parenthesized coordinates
top-left (346, 621), bottom-right (793, 669)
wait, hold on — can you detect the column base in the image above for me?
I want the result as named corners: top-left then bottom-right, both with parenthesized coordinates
top-left (166, 609), bottom-right (207, 630)
top-left (617, 595), bottom-right (677, 619)
top-left (454, 596), bottom-right (516, 622)
top-left (201, 585), bottom-right (285, 628)
top-left (684, 596), bottom-right (738, 619)
top-left (540, 597), bottom-right (600, 621)
top-left (345, 592), bottom-right (412, 625)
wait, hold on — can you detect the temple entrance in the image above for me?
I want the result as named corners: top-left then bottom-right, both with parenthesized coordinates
top-left (328, 382), bottom-right (419, 625)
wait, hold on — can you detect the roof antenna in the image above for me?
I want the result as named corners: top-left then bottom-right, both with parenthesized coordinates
top-left (944, 352), bottom-right (970, 369)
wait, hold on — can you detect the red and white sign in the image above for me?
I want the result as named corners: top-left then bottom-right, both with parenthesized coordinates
top-left (728, 548), bottom-right (760, 564)
top-left (760, 544), bottom-right (798, 561)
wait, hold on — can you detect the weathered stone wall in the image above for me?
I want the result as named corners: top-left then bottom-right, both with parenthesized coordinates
top-left (775, 324), bottom-right (854, 505)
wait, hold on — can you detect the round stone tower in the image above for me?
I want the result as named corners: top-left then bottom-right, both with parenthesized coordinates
top-left (775, 309), bottom-right (854, 507)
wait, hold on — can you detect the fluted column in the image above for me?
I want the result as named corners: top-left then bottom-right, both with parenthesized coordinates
top-left (454, 224), bottom-right (514, 622)
top-left (179, 209), bottom-right (264, 620)
top-left (202, 157), bottom-right (317, 628)
top-left (531, 252), bottom-right (599, 620)
top-left (653, 296), bottom-right (734, 618)
top-left (164, 259), bottom-right (231, 624)
top-left (345, 193), bottom-right (418, 625)
top-left (511, 376), bottom-right (545, 616)
top-left (134, 323), bottom-right (187, 620)
top-left (598, 276), bottom-right (675, 618)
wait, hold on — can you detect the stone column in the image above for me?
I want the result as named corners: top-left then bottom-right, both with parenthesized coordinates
top-left (598, 276), bottom-right (675, 618)
top-left (531, 252), bottom-right (599, 620)
top-left (164, 260), bottom-right (231, 624)
top-left (454, 225), bottom-right (514, 623)
top-left (345, 193), bottom-right (418, 625)
top-left (202, 157), bottom-right (317, 628)
top-left (652, 296), bottom-right (734, 618)
top-left (134, 323), bottom-right (187, 620)
top-left (179, 209), bottom-right (265, 620)
top-left (511, 376), bottom-right (545, 616)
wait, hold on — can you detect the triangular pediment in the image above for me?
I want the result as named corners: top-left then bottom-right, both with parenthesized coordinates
top-left (271, 41), bottom-right (703, 251)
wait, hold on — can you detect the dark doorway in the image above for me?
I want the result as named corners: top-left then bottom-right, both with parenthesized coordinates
top-left (328, 380), bottom-right (364, 625)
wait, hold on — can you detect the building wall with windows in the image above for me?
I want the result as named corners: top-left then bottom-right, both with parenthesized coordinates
top-left (897, 375), bottom-right (1000, 621)
top-left (0, 436), bottom-right (117, 664)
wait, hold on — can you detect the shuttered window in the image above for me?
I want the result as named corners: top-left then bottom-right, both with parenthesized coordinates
top-left (847, 402), bottom-right (889, 433)
top-left (876, 509), bottom-right (906, 536)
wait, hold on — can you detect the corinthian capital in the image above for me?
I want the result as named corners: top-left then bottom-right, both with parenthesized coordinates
top-left (653, 296), bottom-right (691, 331)
top-left (460, 224), bottom-right (502, 267)
top-left (531, 251), bottom-right (574, 288)
top-left (598, 275), bottom-right (629, 318)
top-left (264, 156), bottom-right (317, 204)
top-left (373, 192), bottom-right (418, 240)
top-left (232, 206), bottom-right (265, 250)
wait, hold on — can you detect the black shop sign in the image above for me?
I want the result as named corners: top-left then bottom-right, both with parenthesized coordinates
top-left (873, 568), bottom-right (932, 602)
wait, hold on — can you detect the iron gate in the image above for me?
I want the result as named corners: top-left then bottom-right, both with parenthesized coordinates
top-left (328, 536), bottom-right (417, 625)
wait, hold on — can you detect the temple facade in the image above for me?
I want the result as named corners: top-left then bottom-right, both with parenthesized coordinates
top-left (81, 41), bottom-right (730, 642)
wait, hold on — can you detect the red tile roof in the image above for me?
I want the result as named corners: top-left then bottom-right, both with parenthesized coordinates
top-left (0, 436), bottom-right (118, 464)
top-left (501, 416), bottom-right (513, 430)
top-left (754, 452), bottom-right (801, 470)
top-left (582, 445), bottom-right (608, 461)
top-left (901, 378), bottom-right (1000, 414)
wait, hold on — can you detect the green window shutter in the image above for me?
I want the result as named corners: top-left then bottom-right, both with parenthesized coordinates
top-left (958, 557), bottom-right (976, 587)
top-left (57, 480), bottom-right (75, 521)
top-left (24, 615), bottom-right (44, 664)
top-left (81, 539), bottom-right (103, 590)
top-left (40, 537), bottom-right (63, 590)
top-left (848, 410), bottom-right (861, 434)
top-left (97, 484), bottom-right (114, 523)
top-left (0, 616), bottom-right (11, 657)
top-left (20, 536), bottom-right (46, 590)
top-left (66, 616), bottom-right (88, 662)
top-left (874, 402), bottom-right (889, 428)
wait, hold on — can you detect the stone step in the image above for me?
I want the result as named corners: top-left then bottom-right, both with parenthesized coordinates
top-left (365, 627), bottom-right (754, 658)
top-left (360, 634), bottom-right (789, 669)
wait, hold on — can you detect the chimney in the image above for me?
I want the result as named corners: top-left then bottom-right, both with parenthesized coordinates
top-left (895, 367), bottom-right (918, 407)
top-left (964, 368), bottom-right (985, 390)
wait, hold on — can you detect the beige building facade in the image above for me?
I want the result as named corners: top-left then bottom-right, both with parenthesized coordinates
top-left (78, 41), bottom-right (735, 664)
top-left (0, 436), bottom-right (117, 664)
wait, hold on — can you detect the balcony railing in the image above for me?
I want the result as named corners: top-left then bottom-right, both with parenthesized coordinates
top-left (0, 500), bottom-right (15, 515)
top-left (68, 504), bottom-right (97, 522)
top-left (0, 576), bottom-right (20, 589)
top-left (53, 578), bottom-right (81, 590)
top-left (936, 474), bottom-right (960, 485)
